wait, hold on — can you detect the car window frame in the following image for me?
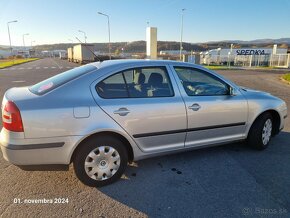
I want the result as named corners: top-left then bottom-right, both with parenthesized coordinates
top-left (95, 66), bottom-right (175, 99)
top-left (173, 66), bottom-right (231, 97)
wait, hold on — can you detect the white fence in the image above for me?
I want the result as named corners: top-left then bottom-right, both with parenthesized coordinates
top-left (201, 54), bottom-right (290, 68)
top-left (269, 54), bottom-right (290, 68)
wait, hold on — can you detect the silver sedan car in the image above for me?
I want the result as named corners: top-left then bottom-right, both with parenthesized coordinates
top-left (0, 60), bottom-right (287, 186)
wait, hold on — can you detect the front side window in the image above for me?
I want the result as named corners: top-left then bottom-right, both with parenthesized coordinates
top-left (96, 67), bottom-right (174, 99)
top-left (174, 67), bottom-right (230, 96)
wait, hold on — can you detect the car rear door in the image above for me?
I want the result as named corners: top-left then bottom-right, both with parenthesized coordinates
top-left (171, 66), bottom-right (248, 147)
top-left (91, 65), bottom-right (187, 153)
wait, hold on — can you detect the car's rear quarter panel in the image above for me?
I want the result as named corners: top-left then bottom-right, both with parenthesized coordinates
top-left (17, 72), bottom-right (97, 138)
top-left (1, 66), bottom-right (143, 164)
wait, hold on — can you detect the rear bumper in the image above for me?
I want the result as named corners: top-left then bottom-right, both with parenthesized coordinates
top-left (16, 164), bottom-right (69, 171)
top-left (0, 128), bottom-right (83, 165)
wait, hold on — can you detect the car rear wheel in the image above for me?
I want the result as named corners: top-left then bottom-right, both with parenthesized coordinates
top-left (73, 136), bottom-right (128, 187)
top-left (248, 113), bottom-right (273, 150)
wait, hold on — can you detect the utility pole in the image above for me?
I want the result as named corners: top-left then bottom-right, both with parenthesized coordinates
top-left (22, 33), bottom-right (29, 58)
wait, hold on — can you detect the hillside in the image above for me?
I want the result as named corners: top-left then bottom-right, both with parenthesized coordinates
top-left (32, 38), bottom-right (290, 53)
top-left (31, 41), bottom-right (205, 53)
top-left (1, 38), bottom-right (289, 53)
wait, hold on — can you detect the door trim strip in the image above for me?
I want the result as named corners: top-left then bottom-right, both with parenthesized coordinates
top-left (133, 122), bottom-right (246, 138)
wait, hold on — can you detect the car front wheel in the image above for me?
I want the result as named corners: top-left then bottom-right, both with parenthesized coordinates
top-left (248, 113), bottom-right (273, 150)
top-left (73, 136), bottom-right (128, 187)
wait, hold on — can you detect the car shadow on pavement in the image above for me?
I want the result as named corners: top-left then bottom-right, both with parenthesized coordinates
top-left (98, 131), bottom-right (290, 217)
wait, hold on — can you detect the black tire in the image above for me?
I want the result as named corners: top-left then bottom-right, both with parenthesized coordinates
top-left (73, 135), bottom-right (128, 187)
top-left (247, 113), bottom-right (273, 150)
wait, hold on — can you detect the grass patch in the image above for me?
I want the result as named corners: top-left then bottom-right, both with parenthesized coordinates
top-left (282, 73), bottom-right (290, 82)
top-left (203, 65), bottom-right (233, 70)
top-left (248, 66), bottom-right (278, 70)
top-left (0, 58), bottom-right (39, 69)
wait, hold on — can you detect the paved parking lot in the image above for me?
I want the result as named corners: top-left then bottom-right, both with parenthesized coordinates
top-left (0, 58), bottom-right (289, 217)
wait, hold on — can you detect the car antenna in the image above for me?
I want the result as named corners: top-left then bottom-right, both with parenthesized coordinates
top-left (75, 37), bottom-right (101, 62)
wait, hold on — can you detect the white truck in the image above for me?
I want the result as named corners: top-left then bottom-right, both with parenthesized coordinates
top-left (67, 47), bottom-right (73, 62)
top-left (72, 44), bottom-right (95, 64)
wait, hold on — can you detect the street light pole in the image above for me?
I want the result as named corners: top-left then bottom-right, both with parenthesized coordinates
top-left (98, 12), bottom-right (111, 60)
top-left (22, 33), bottom-right (29, 58)
top-left (180, 8), bottom-right (185, 61)
top-left (30, 41), bottom-right (36, 58)
top-left (78, 30), bottom-right (87, 43)
top-left (7, 20), bottom-right (18, 57)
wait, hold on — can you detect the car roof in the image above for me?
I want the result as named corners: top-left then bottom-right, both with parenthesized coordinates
top-left (90, 59), bottom-right (199, 69)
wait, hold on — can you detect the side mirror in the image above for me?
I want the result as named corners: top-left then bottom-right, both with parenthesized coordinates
top-left (229, 86), bottom-right (236, 96)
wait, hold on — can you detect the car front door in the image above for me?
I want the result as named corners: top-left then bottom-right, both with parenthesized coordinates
top-left (92, 65), bottom-right (187, 153)
top-left (171, 66), bottom-right (248, 148)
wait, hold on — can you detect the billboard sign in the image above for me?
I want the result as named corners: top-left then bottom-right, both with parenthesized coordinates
top-left (236, 49), bottom-right (266, 55)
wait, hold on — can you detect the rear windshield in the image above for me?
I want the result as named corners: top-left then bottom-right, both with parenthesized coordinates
top-left (29, 65), bottom-right (96, 95)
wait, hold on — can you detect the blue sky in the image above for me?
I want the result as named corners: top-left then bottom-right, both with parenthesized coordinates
top-left (0, 0), bottom-right (290, 46)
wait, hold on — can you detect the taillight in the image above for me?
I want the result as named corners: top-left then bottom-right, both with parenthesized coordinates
top-left (2, 101), bottom-right (24, 132)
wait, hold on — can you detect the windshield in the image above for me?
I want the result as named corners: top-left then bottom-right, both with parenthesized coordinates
top-left (29, 64), bottom-right (96, 95)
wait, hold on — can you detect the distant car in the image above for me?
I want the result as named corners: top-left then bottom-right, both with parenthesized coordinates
top-left (0, 60), bottom-right (287, 187)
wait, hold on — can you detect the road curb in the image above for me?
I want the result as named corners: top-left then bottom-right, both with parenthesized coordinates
top-left (280, 77), bottom-right (290, 85)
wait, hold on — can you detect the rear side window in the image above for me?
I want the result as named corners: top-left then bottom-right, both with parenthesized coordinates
top-left (96, 67), bottom-right (174, 99)
top-left (96, 73), bottom-right (128, 98)
top-left (29, 65), bottom-right (96, 95)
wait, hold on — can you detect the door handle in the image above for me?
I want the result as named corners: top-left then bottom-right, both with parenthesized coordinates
top-left (188, 103), bottom-right (201, 111)
top-left (114, 107), bottom-right (130, 116)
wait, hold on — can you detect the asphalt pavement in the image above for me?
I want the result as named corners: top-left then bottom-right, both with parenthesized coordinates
top-left (0, 58), bottom-right (289, 217)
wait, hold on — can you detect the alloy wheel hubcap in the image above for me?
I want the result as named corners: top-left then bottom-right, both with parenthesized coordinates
top-left (84, 146), bottom-right (120, 181)
top-left (262, 119), bottom-right (272, 145)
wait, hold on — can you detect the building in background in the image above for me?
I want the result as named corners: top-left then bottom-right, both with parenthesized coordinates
top-left (160, 50), bottom-right (188, 55)
top-left (200, 45), bottom-right (289, 68)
